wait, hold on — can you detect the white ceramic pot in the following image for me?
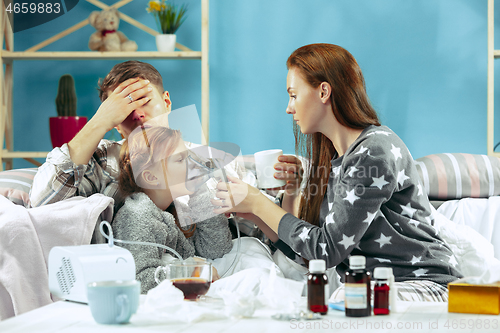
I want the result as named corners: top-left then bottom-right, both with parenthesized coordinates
top-left (155, 34), bottom-right (176, 52)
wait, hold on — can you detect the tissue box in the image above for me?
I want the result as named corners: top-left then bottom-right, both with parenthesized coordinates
top-left (448, 281), bottom-right (500, 315)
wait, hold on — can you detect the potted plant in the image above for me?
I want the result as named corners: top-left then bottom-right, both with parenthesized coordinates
top-left (49, 74), bottom-right (87, 148)
top-left (146, 0), bottom-right (188, 52)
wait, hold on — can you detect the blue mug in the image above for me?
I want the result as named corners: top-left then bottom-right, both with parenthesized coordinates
top-left (87, 280), bottom-right (140, 325)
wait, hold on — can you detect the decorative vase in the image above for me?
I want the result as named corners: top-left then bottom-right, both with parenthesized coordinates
top-left (155, 34), bottom-right (176, 52)
top-left (49, 116), bottom-right (87, 148)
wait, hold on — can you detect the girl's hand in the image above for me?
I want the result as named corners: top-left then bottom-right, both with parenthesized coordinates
top-left (272, 155), bottom-right (303, 196)
top-left (212, 266), bottom-right (220, 282)
top-left (191, 257), bottom-right (220, 282)
top-left (211, 176), bottom-right (261, 215)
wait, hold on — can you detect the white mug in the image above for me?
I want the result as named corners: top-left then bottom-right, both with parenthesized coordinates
top-left (254, 149), bottom-right (287, 189)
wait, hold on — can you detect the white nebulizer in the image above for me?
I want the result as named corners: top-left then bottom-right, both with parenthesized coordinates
top-left (48, 242), bottom-right (136, 303)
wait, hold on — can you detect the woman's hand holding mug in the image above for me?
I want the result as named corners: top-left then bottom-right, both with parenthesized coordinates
top-left (272, 155), bottom-right (303, 197)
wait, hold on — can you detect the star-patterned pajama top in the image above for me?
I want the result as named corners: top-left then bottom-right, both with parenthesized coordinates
top-left (278, 125), bottom-right (463, 286)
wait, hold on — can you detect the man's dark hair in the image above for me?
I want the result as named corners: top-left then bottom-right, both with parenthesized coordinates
top-left (98, 60), bottom-right (164, 102)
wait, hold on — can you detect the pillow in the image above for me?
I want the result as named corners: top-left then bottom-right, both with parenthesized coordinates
top-left (0, 168), bottom-right (37, 207)
top-left (437, 196), bottom-right (500, 260)
top-left (432, 206), bottom-right (500, 278)
top-left (414, 153), bottom-right (500, 200)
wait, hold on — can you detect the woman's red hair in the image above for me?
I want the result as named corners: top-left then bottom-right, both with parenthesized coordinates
top-left (287, 43), bottom-right (380, 226)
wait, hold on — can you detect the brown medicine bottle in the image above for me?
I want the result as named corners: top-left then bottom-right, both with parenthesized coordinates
top-left (344, 255), bottom-right (371, 317)
top-left (307, 259), bottom-right (328, 315)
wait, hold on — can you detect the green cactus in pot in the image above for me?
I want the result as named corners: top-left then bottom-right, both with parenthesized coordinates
top-left (49, 73), bottom-right (86, 148)
top-left (55, 74), bottom-right (77, 117)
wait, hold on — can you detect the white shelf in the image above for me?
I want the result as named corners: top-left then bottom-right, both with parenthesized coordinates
top-left (0, 51), bottom-right (203, 61)
top-left (1, 150), bottom-right (49, 158)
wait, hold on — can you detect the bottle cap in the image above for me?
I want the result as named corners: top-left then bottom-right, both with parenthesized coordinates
top-left (309, 259), bottom-right (326, 273)
top-left (349, 255), bottom-right (366, 268)
top-left (373, 267), bottom-right (393, 279)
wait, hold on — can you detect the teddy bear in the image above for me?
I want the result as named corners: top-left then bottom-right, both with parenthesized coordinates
top-left (88, 8), bottom-right (138, 52)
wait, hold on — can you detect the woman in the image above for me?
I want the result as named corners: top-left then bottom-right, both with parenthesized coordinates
top-left (213, 43), bottom-right (462, 301)
top-left (113, 126), bottom-right (233, 294)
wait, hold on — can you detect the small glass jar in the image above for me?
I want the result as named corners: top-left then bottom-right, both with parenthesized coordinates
top-left (373, 267), bottom-right (392, 315)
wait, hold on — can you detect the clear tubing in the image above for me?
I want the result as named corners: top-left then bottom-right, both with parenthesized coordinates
top-left (220, 216), bottom-right (241, 278)
top-left (99, 221), bottom-right (184, 261)
top-left (100, 215), bottom-right (242, 279)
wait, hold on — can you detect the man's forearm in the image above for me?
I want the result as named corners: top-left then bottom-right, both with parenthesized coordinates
top-left (67, 118), bottom-right (110, 165)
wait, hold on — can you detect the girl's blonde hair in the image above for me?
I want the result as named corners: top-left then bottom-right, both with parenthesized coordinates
top-left (118, 126), bottom-right (195, 237)
top-left (119, 126), bottom-right (181, 194)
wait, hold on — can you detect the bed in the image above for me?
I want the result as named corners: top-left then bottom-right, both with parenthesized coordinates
top-left (0, 152), bottom-right (499, 321)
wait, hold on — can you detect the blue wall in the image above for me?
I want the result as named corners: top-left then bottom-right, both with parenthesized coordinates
top-left (7, 0), bottom-right (499, 169)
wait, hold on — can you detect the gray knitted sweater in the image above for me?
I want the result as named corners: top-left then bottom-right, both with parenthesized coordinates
top-left (112, 191), bottom-right (233, 293)
top-left (278, 125), bottom-right (463, 286)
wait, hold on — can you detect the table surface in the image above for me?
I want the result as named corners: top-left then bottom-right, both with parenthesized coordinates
top-left (0, 298), bottom-right (498, 333)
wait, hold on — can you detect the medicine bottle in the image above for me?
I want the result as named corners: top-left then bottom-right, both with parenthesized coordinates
top-left (307, 259), bottom-right (328, 315)
top-left (344, 255), bottom-right (371, 317)
top-left (373, 267), bottom-right (392, 315)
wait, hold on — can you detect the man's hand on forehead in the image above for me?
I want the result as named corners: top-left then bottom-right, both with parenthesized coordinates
top-left (94, 78), bottom-right (153, 132)
top-left (116, 78), bottom-right (152, 102)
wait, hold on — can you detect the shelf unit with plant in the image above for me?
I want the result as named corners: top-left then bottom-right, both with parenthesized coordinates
top-left (0, 0), bottom-right (209, 170)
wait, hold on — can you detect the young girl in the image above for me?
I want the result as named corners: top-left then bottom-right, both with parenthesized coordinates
top-left (112, 126), bottom-right (233, 294)
top-left (213, 43), bottom-right (463, 301)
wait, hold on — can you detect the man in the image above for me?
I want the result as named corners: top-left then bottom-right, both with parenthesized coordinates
top-left (30, 61), bottom-right (253, 211)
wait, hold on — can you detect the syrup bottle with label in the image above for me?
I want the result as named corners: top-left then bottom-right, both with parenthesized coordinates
top-left (307, 259), bottom-right (328, 315)
top-left (344, 255), bottom-right (371, 317)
